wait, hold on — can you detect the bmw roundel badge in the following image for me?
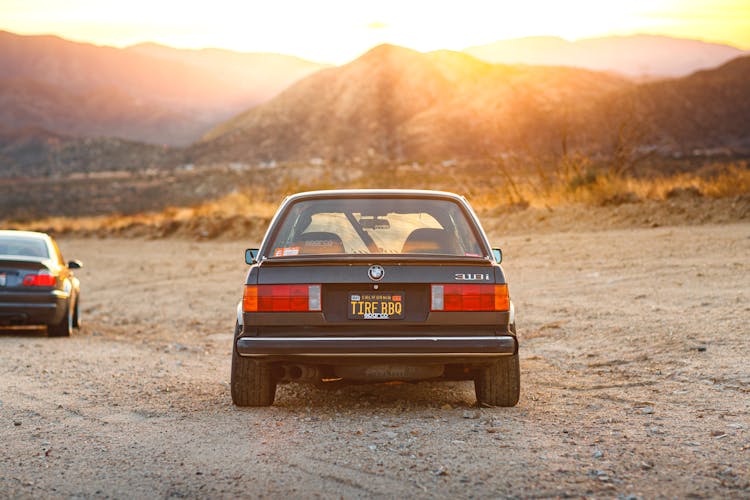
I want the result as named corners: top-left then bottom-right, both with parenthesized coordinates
top-left (368, 265), bottom-right (384, 281)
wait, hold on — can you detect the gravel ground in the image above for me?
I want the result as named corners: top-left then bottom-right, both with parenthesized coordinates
top-left (1, 223), bottom-right (749, 498)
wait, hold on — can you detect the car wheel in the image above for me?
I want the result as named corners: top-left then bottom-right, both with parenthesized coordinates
top-left (231, 322), bottom-right (276, 406)
top-left (48, 299), bottom-right (73, 337)
top-left (72, 297), bottom-right (81, 328)
top-left (474, 353), bottom-right (520, 407)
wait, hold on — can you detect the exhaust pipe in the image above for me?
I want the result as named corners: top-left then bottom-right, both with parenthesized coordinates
top-left (282, 365), bottom-right (320, 381)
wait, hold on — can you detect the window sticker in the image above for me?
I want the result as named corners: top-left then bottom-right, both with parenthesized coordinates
top-left (273, 246), bottom-right (300, 257)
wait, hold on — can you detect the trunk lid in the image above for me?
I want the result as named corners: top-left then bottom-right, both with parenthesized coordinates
top-left (256, 257), bottom-right (498, 323)
top-left (0, 257), bottom-right (52, 289)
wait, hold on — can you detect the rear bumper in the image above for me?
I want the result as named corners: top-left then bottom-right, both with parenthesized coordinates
top-left (236, 335), bottom-right (517, 358)
top-left (0, 290), bottom-right (67, 326)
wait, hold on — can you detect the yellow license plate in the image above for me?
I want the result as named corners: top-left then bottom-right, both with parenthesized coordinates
top-left (348, 292), bottom-right (404, 320)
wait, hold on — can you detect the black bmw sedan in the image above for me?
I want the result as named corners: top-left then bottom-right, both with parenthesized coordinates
top-left (232, 190), bottom-right (519, 407)
top-left (0, 230), bottom-right (82, 336)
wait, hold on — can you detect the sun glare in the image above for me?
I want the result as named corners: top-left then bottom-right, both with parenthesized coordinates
top-left (0, 0), bottom-right (747, 63)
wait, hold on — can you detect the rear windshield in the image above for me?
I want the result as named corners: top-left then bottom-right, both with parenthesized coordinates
top-left (0, 236), bottom-right (49, 258)
top-left (267, 198), bottom-right (485, 257)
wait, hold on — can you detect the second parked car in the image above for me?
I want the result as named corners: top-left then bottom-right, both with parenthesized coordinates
top-left (0, 230), bottom-right (82, 336)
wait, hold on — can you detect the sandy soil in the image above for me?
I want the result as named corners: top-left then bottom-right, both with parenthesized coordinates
top-left (1, 222), bottom-right (749, 498)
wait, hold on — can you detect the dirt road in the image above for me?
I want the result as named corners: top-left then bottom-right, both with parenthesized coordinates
top-left (2, 223), bottom-right (749, 498)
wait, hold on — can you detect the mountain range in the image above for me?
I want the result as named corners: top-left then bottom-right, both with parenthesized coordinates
top-left (0, 30), bottom-right (748, 175)
top-left (194, 45), bottom-right (750, 164)
top-left (194, 44), bottom-right (632, 163)
top-left (464, 34), bottom-right (746, 79)
top-left (0, 30), bottom-right (327, 145)
top-left (126, 42), bottom-right (327, 105)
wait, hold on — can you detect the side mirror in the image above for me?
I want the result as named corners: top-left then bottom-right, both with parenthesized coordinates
top-left (492, 248), bottom-right (502, 264)
top-left (68, 259), bottom-right (83, 269)
top-left (245, 248), bottom-right (259, 265)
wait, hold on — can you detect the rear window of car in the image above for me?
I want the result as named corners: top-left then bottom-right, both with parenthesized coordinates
top-left (267, 197), bottom-right (485, 257)
top-left (0, 236), bottom-right (49, 258)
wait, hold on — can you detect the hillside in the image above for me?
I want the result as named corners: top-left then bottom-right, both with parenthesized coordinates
top-left (0, 31), bottom-right (326, 145)
top-left (0, 78), bottom-right (215, 145)
top-left (584, 55), bottom-right (750, 158)
top-left (464, 34), bottom-right (746, 79)
top-left (0, 126), bottom-right (174, 178)
top-left (127, 43), bottom-right (328, 104)
top-left (194, 45), bottom-right (750, 165)
top-left (580, 56), bottom-right (750, 167)
top-left (194, 45), bottom-right (631, 163)
top-left (0, 31), bottom-right (246, 109)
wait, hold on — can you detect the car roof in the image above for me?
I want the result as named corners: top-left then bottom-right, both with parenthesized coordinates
top-left (0, 230), bottom-right (50, 240)
top-left (284, 189), bottom-right (466, 203)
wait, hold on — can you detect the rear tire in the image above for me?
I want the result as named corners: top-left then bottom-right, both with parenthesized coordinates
top-left (231, 322), bottom-right (276, 407)
top-left (48, 299), bottom-right (72, 337)
top-left (72, 297), bottom-right (81, 328)
top-left (474, 353), bottom-right (520, 407)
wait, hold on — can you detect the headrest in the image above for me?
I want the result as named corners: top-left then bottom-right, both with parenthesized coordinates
top-left (296, 232), bottom-right (345, 254)
top-left (401, 228), bottom-right (459, 255)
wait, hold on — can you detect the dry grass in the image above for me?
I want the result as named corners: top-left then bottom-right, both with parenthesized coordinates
top-left (477, 161), bottom-right (750, 209)
top-left (187, 190), bottom-right (278, 219)
top-left (10, 160), bottom-right (749, 238)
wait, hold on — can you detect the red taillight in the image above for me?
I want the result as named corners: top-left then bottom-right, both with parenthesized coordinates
top-left (243, 284), bottom-right (322, 312)
top-left (22, 272), bottom-right (56, 287)
top-left (431, 284), bottom-right (509, 312)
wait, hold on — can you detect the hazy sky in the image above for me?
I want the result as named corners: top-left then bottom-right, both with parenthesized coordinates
top-left (1, 0), bottom-right (748, 63)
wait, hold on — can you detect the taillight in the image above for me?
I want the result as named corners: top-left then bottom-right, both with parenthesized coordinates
top-left (431, 284), bottom-right (509, 311)
top-left (243, 284), bottom-right (322, 312)
top-left (22, 272), bottom-right (57, 287)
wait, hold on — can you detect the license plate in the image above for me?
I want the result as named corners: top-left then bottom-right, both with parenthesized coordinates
top-left (0, 273), bottom-right (5, 287)
top-left (348, 292), bottom-right (404, 320)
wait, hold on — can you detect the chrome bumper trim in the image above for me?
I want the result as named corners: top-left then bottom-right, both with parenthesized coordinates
top-left (236, 335), bottom-right (516, 357)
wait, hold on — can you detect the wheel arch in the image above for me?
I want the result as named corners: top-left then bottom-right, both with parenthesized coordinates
top-left (236, 301), bottom-right (244, 326)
